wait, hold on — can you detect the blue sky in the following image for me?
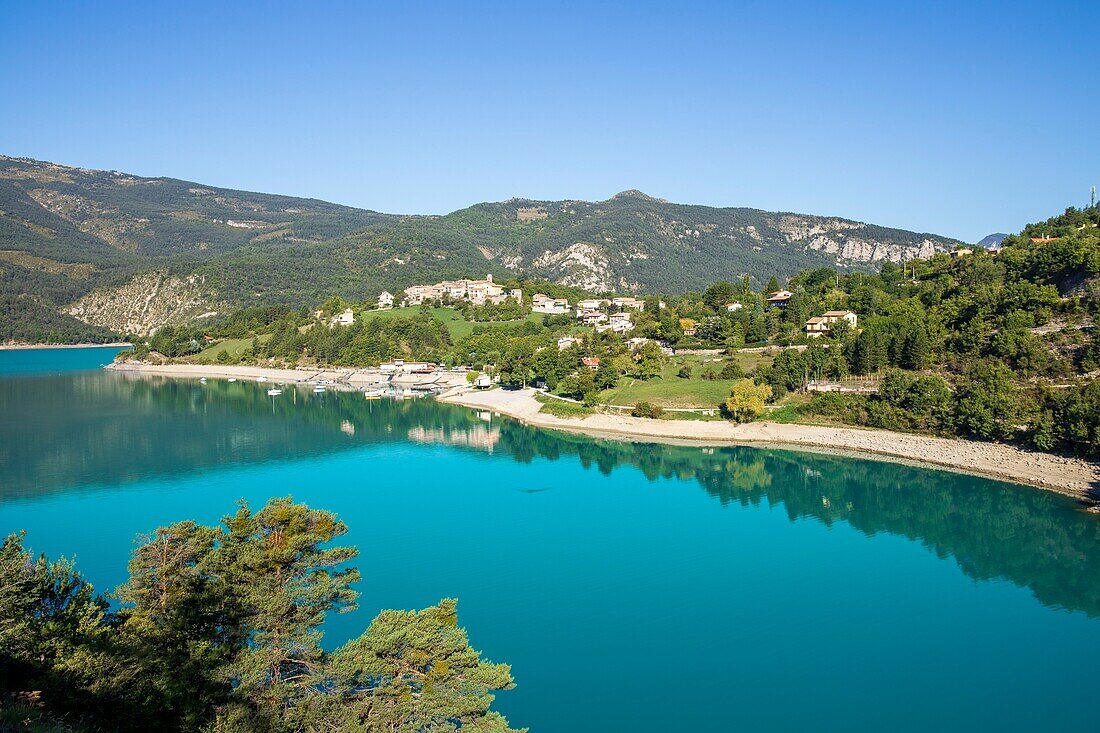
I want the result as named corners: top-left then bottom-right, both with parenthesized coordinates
top-left (2, 1), bottom-right (1097, 241)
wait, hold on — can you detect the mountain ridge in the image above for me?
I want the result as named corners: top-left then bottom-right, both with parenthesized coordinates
top-left (0, 155), bottom-right (964, 337)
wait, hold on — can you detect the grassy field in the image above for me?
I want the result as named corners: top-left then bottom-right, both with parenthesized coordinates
top-left (361, 307), bottom-right (543, 341)
top-left (732, 349), bottom-right (776, 372)
top-left (763, 393), bottom-right (811, 423)
top-left (601, 376), bottom-right (730, 409)
top-left (535, 393), bottom-right (594, 417)
top-left (655, 409), bottom-right (727, 421)
top-left (601, 358), bottom-right (730, 409)
top-left (191, 333), bottom-right (272, 362)
top-left (599, 353), bottom-right (774, 409)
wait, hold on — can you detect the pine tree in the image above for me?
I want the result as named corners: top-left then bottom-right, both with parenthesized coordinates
top-left (324, 599), bottom-right (522, 732)
top-left (218, 498), bottom-right (360, 718)
top-left (900, 327), bottom-right (930, 370)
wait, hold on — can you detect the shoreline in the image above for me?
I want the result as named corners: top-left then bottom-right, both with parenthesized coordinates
top-left (437, 387), bottom-right (1100, 501)
top-left (104, 360), bottom-right (468, 390)
top-left (1, 342), bottom-right (131, 351)
top-left (102, 362), bottom-right (1099, 501)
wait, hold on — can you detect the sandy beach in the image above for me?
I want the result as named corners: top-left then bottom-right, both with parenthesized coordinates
top-left (438, 387), bottom-right (1100, 500)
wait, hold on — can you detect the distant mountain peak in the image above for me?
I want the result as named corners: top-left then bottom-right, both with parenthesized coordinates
top-left (977, 233), bottom-right (1009, 249)
top-left (610, 189), bottom-right (665, 203)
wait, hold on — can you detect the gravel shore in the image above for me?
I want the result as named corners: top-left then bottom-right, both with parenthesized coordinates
top-left (438, 387), bottom-right (1100, 500)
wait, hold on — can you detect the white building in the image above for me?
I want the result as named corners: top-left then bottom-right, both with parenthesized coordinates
top-left (822, 310), bottom-right (858, 328)
top-left (579, 310), bottom-right (608, 325)
top-left (403, 274), bottom-right (519, 306)
top-left (576, 298), bottom-right (610, 311)
top-left (596, 313), bottom-right (634, 335)
top-left (612, 297), bottom-right (645, 310)
top-left (608, 312), bottom-right (634, 333)
top-left (767, 290), bottom-right (793, 307)
top-left (331, 308), bottom-right (355, 326)
top-left (557, 336), bottom-right (580, 351)
top-left (531, 294), bottom-right (571, 314)
top-left (377, 291), bottom-right (394, 309)
top-left (804, 316), bottom-right (828, 338)
top-left (805, 310), bottom-right (858, 337)
top-left (725, 302), bottom-right (743, 312)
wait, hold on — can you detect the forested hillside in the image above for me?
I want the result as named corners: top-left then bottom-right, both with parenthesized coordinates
top-left (142, 203), bottom-right (1099, 459)
top-left (0, 156), bottom-right (961, 341)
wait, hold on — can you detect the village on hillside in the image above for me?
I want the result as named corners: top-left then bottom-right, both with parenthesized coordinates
top-left (288, 273), bottom-right (869, 408)
top-left (322, 273), bottom-right (859, 343)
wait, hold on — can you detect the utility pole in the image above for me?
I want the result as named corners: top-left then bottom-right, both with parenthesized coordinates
top-left (1091, 185), bottom-right (1096, 208)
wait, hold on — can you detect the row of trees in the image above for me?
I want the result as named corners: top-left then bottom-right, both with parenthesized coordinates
top-left (0, 498), bottom-right (521, 732)
top-left (791, 364), bottom-right (1100, 456)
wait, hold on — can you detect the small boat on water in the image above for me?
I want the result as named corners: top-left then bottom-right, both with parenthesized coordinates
top-left (256, 376), bottom-right (268, 383)
top-left (228, 378), bottom-right (237, 383)
top-left (199, 377), bottom-right (207, 383)
top-left (363, 388), bottom-right (384, 400)
top-left (313, 385), bottom-right (327, 393)
top-left (267, 388), bottom-right (282, 396)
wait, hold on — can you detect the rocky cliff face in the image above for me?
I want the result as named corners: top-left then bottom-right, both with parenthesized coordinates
top-left (66, 271), bottom-right (221, 335)
top-left (530, 242), bottom-right (628, 292)
top-left (468, 195), bottom-right (960, 293)
top-left (769, 215), bottom-right (940, 263)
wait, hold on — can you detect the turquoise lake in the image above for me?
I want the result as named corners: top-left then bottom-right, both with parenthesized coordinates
top-left (1, 347), bottom-right (1099, 731)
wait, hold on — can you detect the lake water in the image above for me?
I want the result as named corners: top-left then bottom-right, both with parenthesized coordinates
top-left (2, 348), bottom-right (1099, 732)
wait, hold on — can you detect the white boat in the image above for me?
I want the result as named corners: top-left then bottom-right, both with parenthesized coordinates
top-left (228, 378), bottom-right (237, 383)
top-left (256, 376), bottom-right (268, 383)
top-left (313, 385), bottom-right (326, 393)
top-left (199, 377), bottom-right (207, 383)
top-left (267, 388), bottom-right (282, 396)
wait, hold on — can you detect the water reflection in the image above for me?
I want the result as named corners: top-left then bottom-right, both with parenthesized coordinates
top-left (2, 371), bottom-right (1099, 618)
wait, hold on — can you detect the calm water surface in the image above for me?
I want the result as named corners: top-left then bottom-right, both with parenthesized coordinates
top-left (1, 348), bottom-right (1098, 732)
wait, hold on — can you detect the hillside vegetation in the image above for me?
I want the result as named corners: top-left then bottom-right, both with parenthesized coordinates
top-left (0, 156), bottom-right (960, 340)
top-left (136, 203), bottom-right (1100, 459)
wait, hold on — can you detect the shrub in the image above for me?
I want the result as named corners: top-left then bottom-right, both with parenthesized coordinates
top-left (631, 401), bottom-right (664, 419)
top-left (953, 360), bottom-right (1018, 440)
top-left (724, 379), bottom-right (772, 423)
top-left (677, 365), bottom-right (693, 379)
top-left (719, 360), bottom-right (744, 379)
